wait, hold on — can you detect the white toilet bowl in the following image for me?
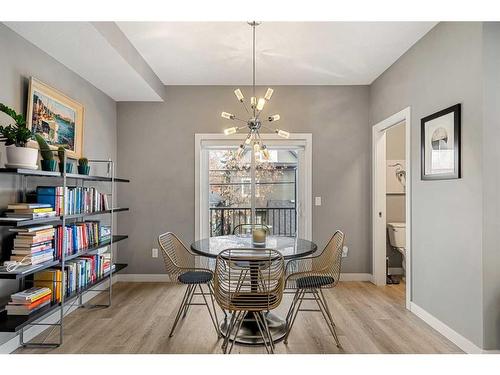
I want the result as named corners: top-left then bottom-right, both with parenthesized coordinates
top-left (387, 222), bottom-right (406, 273)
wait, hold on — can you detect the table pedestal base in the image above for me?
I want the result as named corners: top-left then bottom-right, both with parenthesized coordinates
top-left (220, 311), bottom-right (288, 345)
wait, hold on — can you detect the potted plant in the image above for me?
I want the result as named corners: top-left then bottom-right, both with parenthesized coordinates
top-left (0, 103), bottom-right (37, 168)
top-left (58, 146), bottom-right (73, 173)
top-left (78, 157), bottom-right (90, 175)
top-left (34, 134), bottom-right (57, 171)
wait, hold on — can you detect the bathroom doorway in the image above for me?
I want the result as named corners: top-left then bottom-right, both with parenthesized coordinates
top-left (372, 107), bottom-right (411, 309)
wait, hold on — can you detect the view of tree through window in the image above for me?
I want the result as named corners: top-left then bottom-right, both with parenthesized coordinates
top-left (209, 149), bottom-right (297, 237)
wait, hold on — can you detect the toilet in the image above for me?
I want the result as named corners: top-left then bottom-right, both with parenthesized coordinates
top-left (387, 222), bottom-right (406, 273)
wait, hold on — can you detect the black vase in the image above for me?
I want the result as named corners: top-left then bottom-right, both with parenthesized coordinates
top-left (41, 159), bottom-right (58, 171)
top-left (59, 162), bottom-right (73, 173)
top-left (78, 165), bottom-right (90, 175)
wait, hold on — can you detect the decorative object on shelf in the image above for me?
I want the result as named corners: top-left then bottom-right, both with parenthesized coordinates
top-left (27, 77), bottom-right (84, 159)
top-left (221, 21), bottom-right (290, 160)
top-left (78, 157), bottom-right (90, 175)
top-left (35, 133), bottom-right (57, 171)
top-left (421, 104), bottom-right (461, 180)
top-left (57, 146), bottom-right (73, 173)
top-left (0, 103), bottom-right (38, 169)
top-left (252, 227), bottom-right (267, 247)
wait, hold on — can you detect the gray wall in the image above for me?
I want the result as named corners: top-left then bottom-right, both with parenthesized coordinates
top-left (0, 23), bottom-right (117, 345)
top-left (117, 85), bottom-right (370, 275)
top-left (481, 22), bottom-right (500, 351)
top-left (370, 22), bottom-right (484, 347)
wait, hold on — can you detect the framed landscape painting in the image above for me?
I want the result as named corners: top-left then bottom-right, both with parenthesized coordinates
top-left (421, 104), bottom-right (461, 180)
top-left (27, 77), bottom-right (84, 159)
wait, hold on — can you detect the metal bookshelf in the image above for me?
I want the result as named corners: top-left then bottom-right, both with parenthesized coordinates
top-left (0, 154), bottom-right (129, 348)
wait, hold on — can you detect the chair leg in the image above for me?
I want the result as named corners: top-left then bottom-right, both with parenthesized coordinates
top-left (317, 289), bottom-right (341, 347)
top-left (228, 311), bottom-right (245, 354)
top-left (199, 283), bottom-right (220, 338)
top-left (259, 312), bottom-right (275, 353)
top-left (311, 289), bottom-right (340, 348)
top-left (285, 289), bottom-right (301, 325)
top-left (253, 312), bottom-right (271, 354)
top-left (182, 283), bottom-right (197, 318)
top-left (169, 284), bottom-right (193, 338)
top-left (207, 282), bottom-right (221, 338)
top-left (222, 312), bottom-right (237, 353)
top-left (283, 289), bottom-right (306, 344)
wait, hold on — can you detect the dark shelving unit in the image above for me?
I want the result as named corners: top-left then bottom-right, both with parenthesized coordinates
top-left (0, 159), bottom-right (129, 348)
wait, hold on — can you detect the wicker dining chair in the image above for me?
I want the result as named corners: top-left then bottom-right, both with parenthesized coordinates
top-left (232, 223), bottom-right (270, 236)
top-left (158, 232), bottom-right (220, 338)
top-left (283, 230), bottom-right (345, 347)
top-left (213, 248), bottom-right (285, 354)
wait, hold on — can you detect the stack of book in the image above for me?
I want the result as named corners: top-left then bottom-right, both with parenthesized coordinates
top-left (5, 287), bottom-right (52, 316)
top-left (9, 225), bottom-right (55, 266)
top-left (34, 269), bottom-right (62, 303)
top-left (54, 221), bottom-right (101, 258)
top-left (4, 203), bottom-right (56, 220)
top-left (34, 254), bottom-right (113, 298)
top-left (37, 186), bottom-right (110, 216)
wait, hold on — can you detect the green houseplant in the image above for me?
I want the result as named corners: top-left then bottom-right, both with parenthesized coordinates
top-left (77, 157), bottom-right (90, 175)
top-left (0, 103), bottom-right (38, 168)
top-left (58, 146), bottom-right (73, 173)
top-left (34, 134), bottom-right (57, 171)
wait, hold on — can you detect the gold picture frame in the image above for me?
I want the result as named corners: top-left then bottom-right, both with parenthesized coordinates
top-left (27, 77), bottom-right (84, 159)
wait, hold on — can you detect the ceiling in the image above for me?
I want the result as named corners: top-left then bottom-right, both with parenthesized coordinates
top-left (4, 22), bottom-right (437, 100)
top-left (117, 22), bottom-right (437, 86)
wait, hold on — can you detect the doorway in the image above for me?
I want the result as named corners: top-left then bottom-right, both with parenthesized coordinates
top-left (372, 107), bottom-right (411, 309)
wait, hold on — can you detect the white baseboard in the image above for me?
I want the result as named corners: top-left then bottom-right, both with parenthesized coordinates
top-left (117, 273), bottom-right (171, 282)
top-left (0, 279), bottom-right (115, 354)
top-left (117, 273), bottom-right (373, 283)
top-left (409, 302), bottom-right (483, 354)
top-left (339, 273), bottom-right (373, 282)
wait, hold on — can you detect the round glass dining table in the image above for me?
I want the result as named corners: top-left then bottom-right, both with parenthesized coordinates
top-left (191, 235), bottom-right (318, 345)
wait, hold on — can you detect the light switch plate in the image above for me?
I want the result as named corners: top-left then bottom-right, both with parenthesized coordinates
top-left (342, 246), bottom-right (349, 258)
top-left (315, 196), bottom-right (322, 206)
top-left (152, 248), bottom-right (159, 258)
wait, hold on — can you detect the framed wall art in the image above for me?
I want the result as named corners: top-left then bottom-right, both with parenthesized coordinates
top-left (421, 104), bottom-right (461, 180)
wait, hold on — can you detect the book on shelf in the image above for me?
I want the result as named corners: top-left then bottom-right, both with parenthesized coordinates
top-left (37, 186), bottom-right (110, 216)
top-left (6, 287), bottom-right (52, 316)
top-left (8, 225), bottom-right (55, 266)
top-left (34, 256), bottom-right (114, 300)
top-left (54, 221), bottom-right (101, 259)
top-left (4, 211), bottom-right (56, 219)
top-left (7, 203), bottom-right (51, 210)
top-left (9, 224), bottom-right (54, 233)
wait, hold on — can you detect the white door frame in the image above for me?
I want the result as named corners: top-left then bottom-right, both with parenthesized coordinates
top-left (195, 133), bottom-right (312, 241)
top-left (372, 107), bottom-right (411, 309)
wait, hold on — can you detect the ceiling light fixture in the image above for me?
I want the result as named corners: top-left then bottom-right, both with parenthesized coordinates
top-left (221, 21), bottom-right (290, 161)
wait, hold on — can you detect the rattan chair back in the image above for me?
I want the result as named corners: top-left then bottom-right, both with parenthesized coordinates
top-left (214, 248), bottom-right (284, 312)
top-left (313, 230), bottom-right (344, 287)
top-left (158, 232), bottom-right (195, 281)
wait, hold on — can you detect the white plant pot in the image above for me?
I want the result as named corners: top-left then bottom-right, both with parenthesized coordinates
top-left (5, 146), bottom-right (38, 167)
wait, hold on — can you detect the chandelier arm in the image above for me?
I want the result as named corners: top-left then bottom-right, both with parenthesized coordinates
top-left (241, 100), bottom-right (251, 115)
top-left (259, 124), bottom-right (274, 132)
top-left (232, 117), bottom-right (248, 124)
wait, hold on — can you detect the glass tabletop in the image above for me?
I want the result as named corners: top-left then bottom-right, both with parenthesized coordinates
top-left (190, 235), bottom-right (318, 260)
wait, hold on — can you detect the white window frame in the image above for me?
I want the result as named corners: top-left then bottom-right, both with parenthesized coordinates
top-left (195, 133), bottom-right (312, 241)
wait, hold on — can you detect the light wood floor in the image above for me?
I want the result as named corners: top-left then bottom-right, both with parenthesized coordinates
top-left (15, 281), bottom-right (462, 354)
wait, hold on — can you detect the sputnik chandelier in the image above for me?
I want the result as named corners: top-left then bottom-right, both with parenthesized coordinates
top-left (221, 21), bottom-right (290, 160)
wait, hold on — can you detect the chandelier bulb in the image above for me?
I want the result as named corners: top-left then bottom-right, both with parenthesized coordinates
top-left (256, 98), bottom-right (266, 111)
top-left (234, 89), bottom-right (244, 102)
top-left (268, 114), bottom-right (280, 122)
top-left (264, 88), bottom-right (274, 101)
top-left (221, 112), bottom-right (235, 120)
top-left (237, 144), bottom-right (245, 158)
top-left (250, 97), bottom-right (256, 108)
top-left (224, 127), bottom-right (238, 135)
top-left (276, 129), bottom-right (290, 139)
top-left (245, 134), bottom-right (252, 145)
top-left (253, 142), bottom-right (261, 153)
top-left (262, 145), bottom-right (270, 160)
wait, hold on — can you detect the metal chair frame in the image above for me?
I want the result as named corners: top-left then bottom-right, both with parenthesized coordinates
top-left (214, 248), bottom-right (284, 354)
top-left (283, 230), bottom-right (345, 347)
top-left (158, 232), bottom-right (221, 339)
top-left (232, 223), bottom-right (270, 235)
